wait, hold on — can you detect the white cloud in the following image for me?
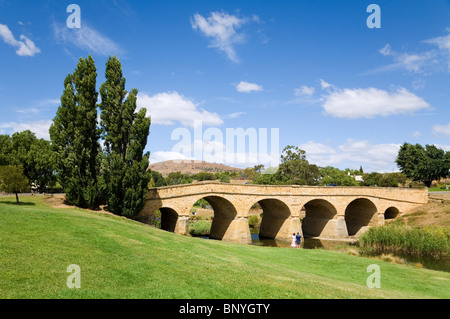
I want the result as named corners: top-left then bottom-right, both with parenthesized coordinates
top-left (236, 81), bottom-right (263, 93)
top-left (37, 99), bottom-right (60, 107)
top-left (137, 91), bottom-right (223, 128)
top-left (424, 32), bottom-right (450, 53)
top-left (432, 122), bottom-right (450, 137)
top-left (151, 138), bottom-right (279, 169)
top-left (434, 144), bottom-right (450, 152)
top-left (300, 141), bottom-right (336, 156)
top-left (370, 30), bottom-right (450, 75)
top-left (378, 43), bottom-right (436, 73)
top-left (319, 79), bottom-right (333, 89)
top-left (412, 78), bottom-right (426, 90)
top-left (412, 131), bottom-right (422, 138)
top-left (225, 112), bottom-right (246, 119)
top-left (0, 120), bottom-right (52, 140)
top-left (424, 30), bottom-right (450, 71)
top-left (53, 22), bottom-right (121, 56)
top-left (321, 84), bottom-right (431, 119)
top-left (191, 11), bottom-right (257, 63)
top-left (379, 43), bottom-right (392, 56)
top-left (0, 24), bottom-right (40, 56)
top-left (294, 85), bottom-right (315, 96)
top-left (15, 108), bottom-right (39, 114)
top-left (300, 139), bottom-right (401, 172)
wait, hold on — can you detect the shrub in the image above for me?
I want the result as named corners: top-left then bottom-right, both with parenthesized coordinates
top-left (152, 209), bottom-right (161, 228)
top-left (248, 215), bottom-right (259, 227)
top-left (189, 220), bottom-right (212, 236)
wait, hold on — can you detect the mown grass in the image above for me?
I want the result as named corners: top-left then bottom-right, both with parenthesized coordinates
top-left (1, 195), bottom-right (450, 299)
top-left (360, 221), bottom-right (450, 257)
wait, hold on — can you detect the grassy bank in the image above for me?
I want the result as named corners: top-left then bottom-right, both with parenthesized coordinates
top-left (360, 222), bottom-right (450, 257)
top-left (1, 195), bottom-right (449, 299)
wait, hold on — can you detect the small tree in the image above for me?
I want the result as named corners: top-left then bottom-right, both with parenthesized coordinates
top-left (276, 145), bottom-right (320, 185)
top-left (0, 165), bottom-right (29, 204)
top-left (0, 131), bottom-right (56, 191)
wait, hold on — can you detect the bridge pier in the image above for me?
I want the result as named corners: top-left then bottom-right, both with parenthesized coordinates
top-left (174, 215), bottom-right (190, 236)
top-left (322, 216), bottom-right (348, 238)
top-left (335, 216), bottom-right (349, 238)
top-left (260, 216), bottom-right (302, 241)
top-left (221, 217), bottom-right (252, 244)
top-left (301, 215), bottom-right (349, 239)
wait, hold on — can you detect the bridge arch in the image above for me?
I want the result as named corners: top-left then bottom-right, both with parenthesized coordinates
top-left (159, 207), bottom-right (179, 232)
top-left (191, 195), bottom-right (238, 241)
top-left (384, 206), bottom-right (400, 220)
top-left (301, 199), bottom-right (337, 238)
top-left (256, 198), bottom-right (293, 240)
top-left (345, 198), bottom-right (378, 236)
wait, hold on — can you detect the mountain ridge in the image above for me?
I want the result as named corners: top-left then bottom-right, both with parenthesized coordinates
top-left (148, 159), bottom-right (244, 176)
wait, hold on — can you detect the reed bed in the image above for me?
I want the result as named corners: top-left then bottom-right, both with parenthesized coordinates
top-left (359, 222), bottom-right (450, 257)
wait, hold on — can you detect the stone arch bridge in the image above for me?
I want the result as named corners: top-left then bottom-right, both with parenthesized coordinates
top-left (137, 182), bottom-right (428, 244)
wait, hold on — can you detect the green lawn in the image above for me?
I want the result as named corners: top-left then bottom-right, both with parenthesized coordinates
top-left (0, 195), bottom-right (449, 299)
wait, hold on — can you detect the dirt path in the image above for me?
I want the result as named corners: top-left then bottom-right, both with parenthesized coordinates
top-left (42, 194), bottom-right (129, 219)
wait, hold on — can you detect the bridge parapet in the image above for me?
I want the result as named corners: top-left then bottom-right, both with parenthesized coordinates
top-left (148, 181), bottom-right (428, 203)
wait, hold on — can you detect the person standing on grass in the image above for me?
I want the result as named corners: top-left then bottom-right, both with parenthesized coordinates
top-left (291, 233), bottom-right (296, 248)
top-left (295, 232), bottom-right (302, 248)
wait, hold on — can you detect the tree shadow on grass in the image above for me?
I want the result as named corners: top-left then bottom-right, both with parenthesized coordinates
top-left (0, 201), bottom-right (36, 206)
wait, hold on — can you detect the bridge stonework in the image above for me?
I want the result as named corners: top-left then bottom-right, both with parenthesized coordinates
top-left (137, 182), bottom-right (428, 244)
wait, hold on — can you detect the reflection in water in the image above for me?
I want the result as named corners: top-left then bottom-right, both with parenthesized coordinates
top-left (250, 234), bottom-right (351, 250)
top-left (359, 250), bottom-right (450, 273)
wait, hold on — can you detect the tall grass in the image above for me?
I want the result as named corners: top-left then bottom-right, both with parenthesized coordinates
top-left (360, 222), bottom-right (450, 257)
top-left (188, 220), bottom-right (212, 236)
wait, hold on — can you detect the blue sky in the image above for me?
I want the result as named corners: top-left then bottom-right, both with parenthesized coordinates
top-left (1, 0), bottom-right (450, 172)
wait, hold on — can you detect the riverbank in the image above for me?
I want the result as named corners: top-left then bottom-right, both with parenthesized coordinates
top-left (1, 195), bottom-right (449, 298)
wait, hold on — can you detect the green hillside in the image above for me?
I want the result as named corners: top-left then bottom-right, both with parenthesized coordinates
top-left (0, 195), bottom-right (449, 299)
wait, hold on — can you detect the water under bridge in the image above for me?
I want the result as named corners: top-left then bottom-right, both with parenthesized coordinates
top-left (137, 182), bottom-right (428, 244)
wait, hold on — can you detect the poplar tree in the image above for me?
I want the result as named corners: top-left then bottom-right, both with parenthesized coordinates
top-left (99, 56), bottom-right (151, 217)
top-left (49, 55), bottom-right (100, 208)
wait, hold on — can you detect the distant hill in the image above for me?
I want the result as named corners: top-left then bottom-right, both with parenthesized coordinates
top-left (148, 160), bottom-right (244, 176)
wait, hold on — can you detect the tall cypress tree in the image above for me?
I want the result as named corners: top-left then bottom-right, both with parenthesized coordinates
top-left (99, 56), bottom-right (151, 217)
top-left (50, 55), bottom-right (100, 208)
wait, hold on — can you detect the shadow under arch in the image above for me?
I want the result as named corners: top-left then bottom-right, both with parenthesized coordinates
top-left (301, 199), bottom-right (337, 238)
top-left (384, 206), bottom-right (400, 220)
top-left (199, 196), bottom-right (237, 240)
top-left (159, 207), bottom-right (179, 232)
top-left (345, 198), bottom-right (378, 236)
top-left (257, 199), bottom-right (291, 239)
